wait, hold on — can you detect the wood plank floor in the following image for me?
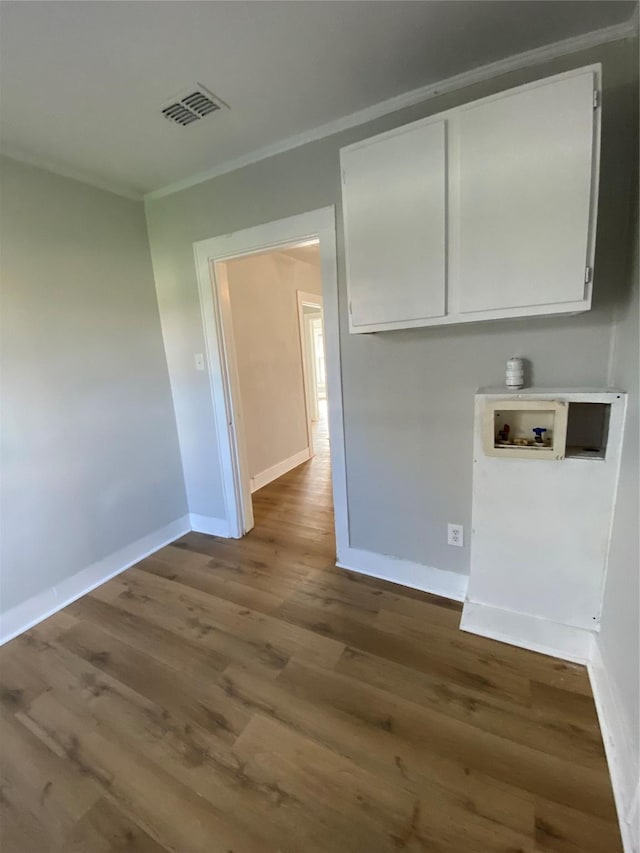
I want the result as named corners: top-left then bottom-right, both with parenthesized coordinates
top-left (0, 406), bottom-right (622, 851)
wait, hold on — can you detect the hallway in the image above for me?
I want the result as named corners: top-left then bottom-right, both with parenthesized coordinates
top-left (251, 396), bottom-right (333, 541)
top-left (0, 396), bottom-right (622, 852)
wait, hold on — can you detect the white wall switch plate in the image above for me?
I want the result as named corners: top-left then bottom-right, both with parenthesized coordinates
top-left (447, 523), bottom-right (464, 547)
top-left (194, 353), bottom-right (205, 371)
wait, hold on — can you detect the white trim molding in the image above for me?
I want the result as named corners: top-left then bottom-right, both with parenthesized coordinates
top-left (197, 256), bottom-right (253, 538)
top-left (0, 515), bottom-right (191, 646)
top-left (589, 641), bottom-right (640, 853)
top-left (145, 18), bottom-right (637, 201)
top-left (297, 289), bottom-right (324, 454)
top-left (189, 514), bottom-right (231, 538)
top-left (250, 448), bottom-right (311, 494)
top-left (193, 206), bottom-right (350, 555)
top-left (337, 547), bottom-right (468, 603)
top-left (460, 601), bottom-right (595, 663)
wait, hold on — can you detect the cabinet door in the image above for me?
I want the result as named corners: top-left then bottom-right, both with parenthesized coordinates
top-left (455, 71), bottom-right (596, 315)
top-left (342, 120), bottom-right (446, 331)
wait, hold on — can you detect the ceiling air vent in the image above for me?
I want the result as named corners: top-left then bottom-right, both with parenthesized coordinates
top-left (161, 85), bottom-right (227, 127)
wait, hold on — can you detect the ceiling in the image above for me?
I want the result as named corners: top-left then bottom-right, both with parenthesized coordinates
top-left (0, 1), bottom-right (636, 198)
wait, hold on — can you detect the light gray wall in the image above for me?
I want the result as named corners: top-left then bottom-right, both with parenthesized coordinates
top-left (597, 192), bottom-right (639, 811)
top-left (0, 156), bottom-right (187, 613)
top-left (226, 252), bottom-right (321, 479)
top-left (145, 38), bottom-right (638, 574)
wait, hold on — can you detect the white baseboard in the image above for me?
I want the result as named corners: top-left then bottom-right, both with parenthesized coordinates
top-left (589, 641), bottom-right (640, 853)
top-left (189, 513), bottom-right (232, 538)
top-left (250, 448), bottom-right (311, 493)
top-left (0, 514), bottom-right (191, 646)
top-left (337, 547), bottom-right (468, 602)
top-left (460, 600), bottom-right (594, 663)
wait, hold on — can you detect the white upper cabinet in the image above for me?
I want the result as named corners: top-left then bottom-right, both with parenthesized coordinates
top-left (454, 73), bottom-right (596, 318)
top-left (341, 119), bottom-right (447, 330)
top-left (340, 66), bottom-right (601, 334)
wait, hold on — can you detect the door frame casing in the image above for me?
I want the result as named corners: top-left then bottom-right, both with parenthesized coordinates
top-left (193, 207), bottom-right (349, 550)
top-left (296, 290), bottom-right (323, 455)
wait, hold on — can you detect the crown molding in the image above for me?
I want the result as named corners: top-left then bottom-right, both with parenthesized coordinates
top-left (2, 16), bottom-right (636, 204)
top-left (144, 16), bottom-right (638, 202)
top-left (0, 145), bottom-right (143, 201)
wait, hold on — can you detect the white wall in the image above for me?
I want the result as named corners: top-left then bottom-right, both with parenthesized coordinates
top-left (225, 251), bottom-right (322, 481)
top-left (594, 194), bottom-right (639, 850)
top-left (146, 38), bottom-right (638, 577)
top-left (0, 156), bottom-right (187, 627)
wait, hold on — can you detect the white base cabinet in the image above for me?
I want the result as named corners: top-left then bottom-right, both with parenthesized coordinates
top-left (462, 389), bottom-right (627, 659)
top-left (341, 65), bottom-right (601, 334)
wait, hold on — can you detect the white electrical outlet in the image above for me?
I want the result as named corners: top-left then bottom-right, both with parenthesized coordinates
top-left (447, 524), bottom-right (464, 547)
top-left (194, 353), bottom-right (205, 371)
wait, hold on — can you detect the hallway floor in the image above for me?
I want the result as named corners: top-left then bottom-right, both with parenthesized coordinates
top-left (0, 407), bottom-right (622, 851)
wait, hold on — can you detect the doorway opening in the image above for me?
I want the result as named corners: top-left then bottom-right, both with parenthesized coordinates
top-left (297, 289), bottom-right (326, 457)
top-left (193, 208), bottom-right (348, 553)
top-left (218, 242), bottom-right (329, 509)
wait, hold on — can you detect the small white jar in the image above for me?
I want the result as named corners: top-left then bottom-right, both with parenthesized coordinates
top-left (506, 357), bottom-right (524, 389)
